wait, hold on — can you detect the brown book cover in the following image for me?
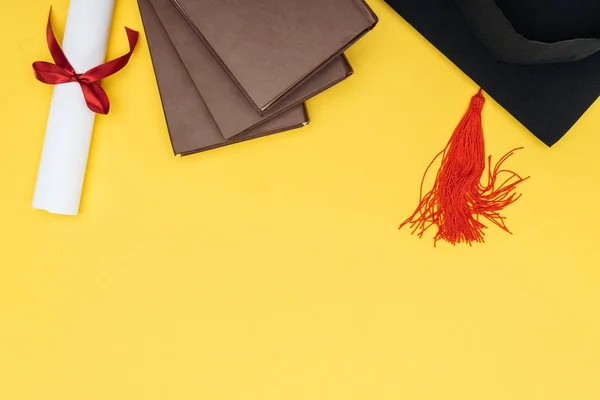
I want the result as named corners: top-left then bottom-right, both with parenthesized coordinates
top-left (137, 0), bottom-right (309, 156)
top-left (170, 0), bottom-right (378, 114)
top-left (149, 0), bottom-right (353, 140)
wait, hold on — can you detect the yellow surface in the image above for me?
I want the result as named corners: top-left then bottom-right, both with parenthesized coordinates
top-left (1, 0), bottom-right (599, 399)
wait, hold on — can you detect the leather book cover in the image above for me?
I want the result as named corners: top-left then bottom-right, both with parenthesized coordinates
top-left (149, 0), bottom-right (353, 140)
top-left (137, 0), bottom-right (309, 156)
top-left (170, 0), bottom-right (378, 114)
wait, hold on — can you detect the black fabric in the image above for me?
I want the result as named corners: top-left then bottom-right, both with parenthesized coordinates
top-left (455, 0), bottom-right (600, 64)
top-left (494, 0), bottom-right (600, 42)
top-left (384, 0), bottom-right (600, 146)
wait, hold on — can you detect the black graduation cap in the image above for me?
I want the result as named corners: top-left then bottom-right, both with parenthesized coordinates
top-left (384, 0), bottom-right (600, 147)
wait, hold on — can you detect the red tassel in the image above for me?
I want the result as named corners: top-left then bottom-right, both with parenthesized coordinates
top-left (399, 89), bottom-right (529, 246)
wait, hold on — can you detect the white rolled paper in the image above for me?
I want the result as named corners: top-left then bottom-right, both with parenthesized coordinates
top-left (33, 0), bottom-right (116, 215)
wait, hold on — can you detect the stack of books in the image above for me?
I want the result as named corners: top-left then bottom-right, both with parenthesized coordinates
top-left (137, 0), bottom-right (378, 155)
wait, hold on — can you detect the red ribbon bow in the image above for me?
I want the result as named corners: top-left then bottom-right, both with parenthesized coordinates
top-left (32, 8), bottom-right (139, 115)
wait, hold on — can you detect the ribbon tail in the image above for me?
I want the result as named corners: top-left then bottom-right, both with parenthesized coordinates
top-left (80, 27), bottom-right (139, 82)
top-left (80, 82), bottom-right (110, 115)
top-left (44, 7), bottom-right (76, 73)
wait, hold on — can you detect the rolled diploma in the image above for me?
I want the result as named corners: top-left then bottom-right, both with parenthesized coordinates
top-left (32, 0), bottom-right (116, 215)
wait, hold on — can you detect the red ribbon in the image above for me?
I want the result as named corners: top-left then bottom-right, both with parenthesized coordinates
top-left (32, 8), bottom-right (139, 115)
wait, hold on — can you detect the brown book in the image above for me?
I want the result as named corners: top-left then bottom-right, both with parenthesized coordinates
top-left (170, 0), bottom-right (378, 114)
top-left (149, 0), bottom-right (353, 140)
top-left (137, 0), bottom-right (309, 155)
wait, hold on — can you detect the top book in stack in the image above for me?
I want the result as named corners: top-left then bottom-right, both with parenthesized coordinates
top-left (170, 0), bottom-right (378, 114)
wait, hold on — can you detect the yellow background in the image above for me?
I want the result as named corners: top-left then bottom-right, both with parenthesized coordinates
top-left (1, 0), bottom-right (599, 399)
